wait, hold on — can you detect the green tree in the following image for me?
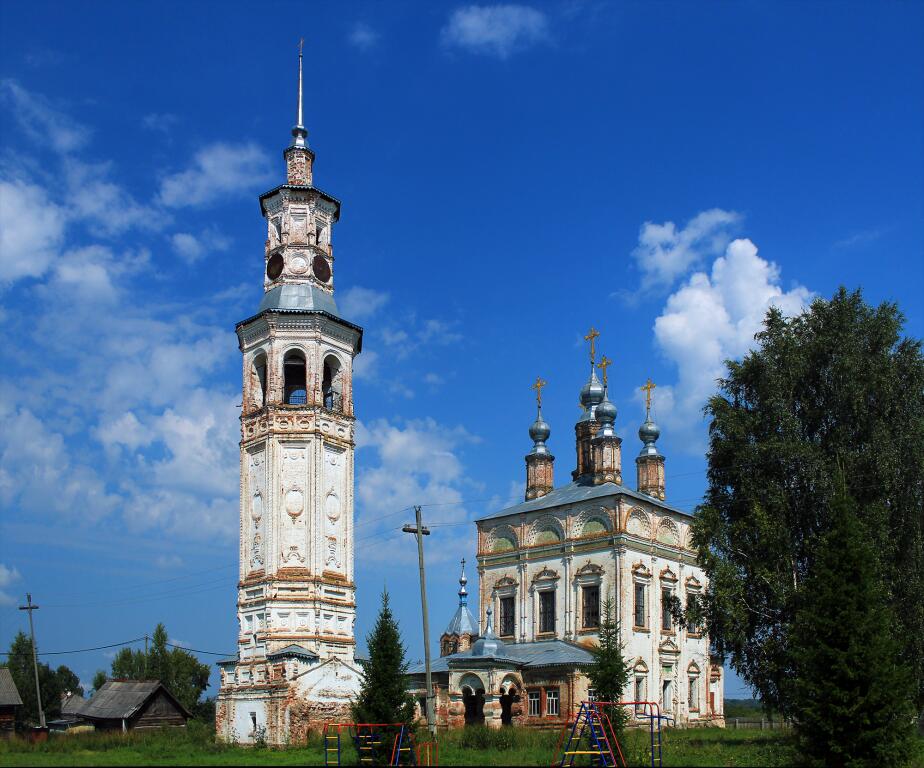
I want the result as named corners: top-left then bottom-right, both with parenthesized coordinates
top-left (353, 590), bottom-right (415, 726)
top-left (693, 288), bottom-right (924, 718)
top-left (91, 670), bottom-right (107, 694)
top-left (791, 478), bottom-right (914, 767)
top-left (108, 623), bottom-right (210, 712)
top-left (586, 599), bottom-right (631, 736)
top-left (1, 632), bottom-right (80, 726)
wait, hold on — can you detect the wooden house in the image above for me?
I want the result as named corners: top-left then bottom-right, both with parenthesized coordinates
top-left (0, 668), bottom-right (23, 737)
top-left (78, 680), bottom-right (189, 732)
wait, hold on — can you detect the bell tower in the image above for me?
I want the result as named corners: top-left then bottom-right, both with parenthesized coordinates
top-left (217, 43), bottom-right (363, 746)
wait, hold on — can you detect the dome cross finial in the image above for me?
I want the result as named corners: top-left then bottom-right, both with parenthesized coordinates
top-left (641, 378), bottom-right (657, 418)
top-left (531, 376), bottom-right (547, 411)
top-left (596, 355), bottom-right (613, 389)
top-left (583, 326), bottom-right (600, 366)
top-left (291, 38), bottom-right (308, 148)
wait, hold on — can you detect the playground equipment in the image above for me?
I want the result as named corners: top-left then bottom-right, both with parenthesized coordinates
top-left (552, 701), bottom-right (670, 768)
top-left (322, 722), bottom-right (437, 767)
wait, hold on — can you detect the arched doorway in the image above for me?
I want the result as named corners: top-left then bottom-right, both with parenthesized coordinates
top-left (460, 675), bottom-right (485, 726)
top-left (499, 677), bottom-right (520, 726)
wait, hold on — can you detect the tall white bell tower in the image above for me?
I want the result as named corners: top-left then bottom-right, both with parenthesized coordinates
top-left (216, 43), bottom-right (363, 746)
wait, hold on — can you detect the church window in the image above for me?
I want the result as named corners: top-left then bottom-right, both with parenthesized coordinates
top-left (546, 688), bottom-right (560, 716)
top-left (661, 588), bottom-right (673, 632)
top-left (634, 583), bottom-right (647, 628)
top-left (249, 712), bottom-right (257, 731)
top-left (499, 596), bottom-right (515, 637)
top-left (587, 688), bottom-right (597, 702)
top-left (634, 676), bottom-right (646, 712)
top-left (283, 350), bottom-right (307, 405)
top-left (688, 675), bottom-right (699, 711)
top-left (527, 690), bottom-right (541, 717)
top-left (252, 353), bottom-right (267, 407)
top-left (539, 590), bottom-right (556, 634)
top-left (582, 585), bottom-right (600, 629)
top-left (322, 355), bottom-right (342, 411)
top-left (685, 595), bottom-right (699, 635)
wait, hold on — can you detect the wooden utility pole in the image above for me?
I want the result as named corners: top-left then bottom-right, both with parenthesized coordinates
top-left (402, 506), bottom-right (436, 737)
top-left (18, 593), bottom-right (45, 728)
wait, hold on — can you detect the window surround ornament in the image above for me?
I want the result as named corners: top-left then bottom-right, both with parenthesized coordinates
top-left (631, 562), bottom-right (652, 582)
top-left (659, 566), bottom-right (678, 584)
top-left (531, 567), bottom-right (561, 585)
top-left (658, 638), bottom-right (681, 657)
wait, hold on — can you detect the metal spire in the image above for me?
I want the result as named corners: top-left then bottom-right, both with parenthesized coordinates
top-left (291, 38), bottom-right (308, 148)
top-left (458, 558), bottom-right (468, 606)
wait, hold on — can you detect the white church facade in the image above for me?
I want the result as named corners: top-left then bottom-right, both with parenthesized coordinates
top-left (215, 47), bottom-right (362, 745)
top-left (408, 351), bottom-right (725, 729)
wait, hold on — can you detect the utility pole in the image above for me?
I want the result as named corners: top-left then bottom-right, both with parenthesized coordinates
top-left (18, 593), bottom-right (45, 728)
top-left (402, 506), bottom-right (436, 738)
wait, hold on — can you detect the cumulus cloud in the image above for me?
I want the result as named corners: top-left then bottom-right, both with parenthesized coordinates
top-left (0, 79), bottom-right (90, 154)
top-left (0, 179), bottom-right (66, 283)
top-left (170, 228), bottom-right (231, 264)
top-left (0, 563), bottom-right (21, 606)
top-left (633, 208), bottom-right (740, 291)
top-left (441, 4), bottom-right (550, 59)
top-left (338, 286), bottom-right (390, 321)
top-left (348, 22), bottom-right (380, 50)
top-left (353, 349), bottom-right (379, 380)
top-left (652, 237), bottom-right (812, 446)
top-left (158, 142), bottom-right (273, 208)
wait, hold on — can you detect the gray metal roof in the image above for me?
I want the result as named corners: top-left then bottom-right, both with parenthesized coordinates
top-left (267, 644), bottom-right (319, 661)
top-left (215, 654), bottom-right (238, 667)
top-left (443, 604), bottom-right (477, 637)
top-left (79, 680), bottom-right (189, 720)
top-left (258, 283), bottom-right (339, 315)
top-left (61, 692), bottom-right (85, 716)
top-left (0, 668), bottom-right (23, 707)
top-left (475, 479), bottom-right (691, 522)
top-left (408, 639), bottom-right (594, 676)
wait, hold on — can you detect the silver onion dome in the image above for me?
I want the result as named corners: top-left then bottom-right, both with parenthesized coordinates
top-left (639, 416), bottom-right (662, 456)
top-left (580, 369), bottom-right (605, 409)
top-left (529, 410), bottom-right (551, 454)
top-left (596, 393), bottom-right (617, 436)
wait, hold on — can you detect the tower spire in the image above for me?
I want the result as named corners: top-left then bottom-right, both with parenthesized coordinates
top-left (458, 558), bottom-right (468, 606)
top-left (291, 38), bottom-right (308, 149)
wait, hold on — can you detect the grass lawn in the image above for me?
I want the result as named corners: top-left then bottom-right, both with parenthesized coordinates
top-left (1, 720), bottom-right (921, 767)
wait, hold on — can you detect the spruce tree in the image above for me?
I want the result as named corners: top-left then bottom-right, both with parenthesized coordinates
top-left (587, 599), bottom-right (632, 736)
top-left (791, 479), bottom-right (915, 767)
top-left (353, 590), bottom-right (415, 726)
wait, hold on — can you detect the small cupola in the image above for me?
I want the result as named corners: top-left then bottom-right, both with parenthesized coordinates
top-left (591, 355), bottom-right (623, 485)
top-left (440, 558), bottom-right (478, 656)
top-left (636, 378), bottom-right (666, 500)
top-left (525, 377), bottom-right (555, 500)
top-left (574, 327), bottom-right (604, 480)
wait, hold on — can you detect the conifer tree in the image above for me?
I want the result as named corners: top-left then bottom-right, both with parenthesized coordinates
top-left (791, 478), bottom-right (914, 767)
top-left (587, 599), bottom-right (631, 736)
top-left (353, 590), bottom-right (415, 726)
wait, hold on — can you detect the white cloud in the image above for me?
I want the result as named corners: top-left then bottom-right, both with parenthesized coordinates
top-left (0, 563), bottom-right (21, 606)
top-left (0, 178), bottom-right (66, 283)
top-left (142, 113), bottom-right (179, 133)
top-left (158, 142), bottom-right (273, 208)
top-left (170, 228), bottom-right (231, 264)
top-left (0, 79), bottom-right (90, 154)
top-left (338, 286), bottom-right (390, 321)
top-left (64, 158), bottom-right (160, 235)
top-left (652, 237), bottom-right (812, 446)
top-left (353, 349), bottom-right (379, 380)
top-left (348, 22), bottom-right (380, 50)
top-left (633, 208), bottom-right (740, 291)
top-left (441, 4), bottom-right (550, 59)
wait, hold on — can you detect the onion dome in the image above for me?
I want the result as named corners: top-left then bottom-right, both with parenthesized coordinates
top-left (596, 392), bottom-right (617, 430)
top-left (470, 607), bottom-right (506, 658)
top-left (579, 368), bottom-right (605, 421)
top-left (639, 416), bottom-right (662, 456)
top-left (529, 408), bottom-right (552, 455)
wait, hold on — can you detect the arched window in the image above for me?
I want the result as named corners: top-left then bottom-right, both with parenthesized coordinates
top-left (252, 352), bottom-right (267, 408)
top-left (283, 350), bottom-right (307, 405)
top-left (322, 355), bottom-right (342, 411)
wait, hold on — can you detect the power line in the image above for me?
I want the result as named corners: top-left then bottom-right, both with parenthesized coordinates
top-left (164, 641), bottom-right (235, 657)
top-left (0, 637), bottom-right (145, 657)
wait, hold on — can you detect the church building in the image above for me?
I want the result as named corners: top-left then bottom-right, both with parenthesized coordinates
top-left (215, 47), bottom-right (362, 746)
top-left (408, 336), bottom-right (725, 729)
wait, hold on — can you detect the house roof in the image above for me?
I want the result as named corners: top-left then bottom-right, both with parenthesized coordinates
top-left (475, 479), bottom-right (691, 522)
top-left (408, 639), bottom-right (594, 676)
top-left (61, 692), bottom-right (85, 716)
top-left (443, 603), bottom-right (477, 637)
top-left (0, 668), bottom-right (23, 707)
top-left (79, 680), bottom-right (190, 721)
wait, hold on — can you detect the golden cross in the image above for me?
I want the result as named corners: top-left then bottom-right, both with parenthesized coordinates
top-left (584, 327), bottom-right (600, 365)
top-left (530, 376), bottom-right (547, 408)
top-left (641, 378), bottom-right (657, 416)
top-left (597, 355), bottom-right (613, 387)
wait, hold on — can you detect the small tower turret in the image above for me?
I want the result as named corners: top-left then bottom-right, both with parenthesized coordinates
top-left (525, 376), bottom-right (555, 500)
top-left (592, 355), bottom-right (623, 485)
top-left (574, 327), bottom-right (603, 480)
top-left (440, 558), bottom-right (478, 656)
top-left (636, 378), bottom-right (665, 500)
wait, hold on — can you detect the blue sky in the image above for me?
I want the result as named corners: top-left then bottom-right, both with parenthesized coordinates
top-left (1, 1), bottom-right (922, 702)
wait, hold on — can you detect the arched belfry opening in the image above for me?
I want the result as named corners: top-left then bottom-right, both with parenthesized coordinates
top-left (252, 352), bottom-right (268, 408)
top-left (322, 355), bottom-right (343, 412)
top-left (283, 350), bottom-right (307, 405)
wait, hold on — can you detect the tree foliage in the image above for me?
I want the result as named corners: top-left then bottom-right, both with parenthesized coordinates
top-left (586, 599), bottom-right (631, 736)
top-left (108, 623), bottom-right (210, 712)
top-left (791, 478), bottom-right (914, 767)
top-left (1, 632), bottom-right (82, 726)
top-left (693, 288), bottom-right (924, 717)
top-left (352, 590), bottom-right (415, 726)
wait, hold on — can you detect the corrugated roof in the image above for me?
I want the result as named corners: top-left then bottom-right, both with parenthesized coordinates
top-left (475, 479), bottom-right (691, 522)
top-left (0, 668), bottom-right (23, 707)
top-left (61, 692), bottom-right (85, 715)
top-left (408, 639), bottom-right (594, 676)
top-left (79, 680), bottom-right (189, 720)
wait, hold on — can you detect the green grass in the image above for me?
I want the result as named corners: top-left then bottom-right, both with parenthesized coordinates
top-left (1, 720), bottom-right (920, 767)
